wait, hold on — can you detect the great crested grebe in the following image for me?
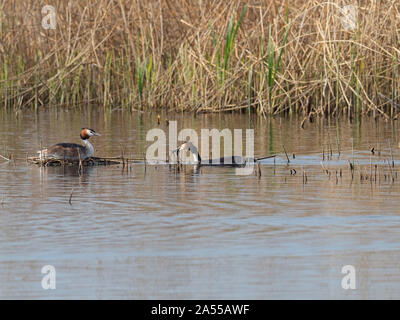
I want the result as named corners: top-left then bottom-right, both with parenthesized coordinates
top-left (38, 128), bottom-right (101, 161)
top-left (172, 141), bottom-right (254, 167)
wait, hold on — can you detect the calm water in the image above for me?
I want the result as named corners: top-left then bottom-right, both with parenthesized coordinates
top-left (1, 108), bottom-right (400, 299)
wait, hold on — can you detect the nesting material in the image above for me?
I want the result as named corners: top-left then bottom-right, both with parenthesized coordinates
top-left (27, 156), bottom-right (122, 167)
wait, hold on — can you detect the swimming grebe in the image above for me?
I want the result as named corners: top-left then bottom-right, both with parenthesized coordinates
top-left (38, 128), bottom-right (101, 161)
top-left (172, 141), bottom-right (254, 167)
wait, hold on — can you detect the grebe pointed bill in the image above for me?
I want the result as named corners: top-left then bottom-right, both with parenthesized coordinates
top-left (38, 128), bottom-right (101, 161)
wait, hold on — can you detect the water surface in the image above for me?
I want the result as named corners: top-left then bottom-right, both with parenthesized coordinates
top-left (1, 109), bottom-right (400, 299)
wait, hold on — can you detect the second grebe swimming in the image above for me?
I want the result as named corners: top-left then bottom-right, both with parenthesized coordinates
top-left (172, 141), bottom-right (254, 167)
top-left (38, 128), bottom-right (100, 161)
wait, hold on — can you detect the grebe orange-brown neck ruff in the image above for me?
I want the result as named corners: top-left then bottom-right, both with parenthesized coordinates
top-left (38, 128), bottom-right (101, 161)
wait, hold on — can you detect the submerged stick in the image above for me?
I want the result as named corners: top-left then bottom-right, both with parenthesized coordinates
top-left (320, 161), bottom-right (329, 176)
top-left (336, 135), bottom-right (341, 159)
top-left (69, 188), bottom-right (73, 205)
top-left (386, 158), bottom-right (395, 183)
top-left (370, 155), bottom-right (373, 182)
top-left (254, 162), bottom-right (261, 177)
top-left (282, 145), bottom-right (290, 164)
top-left (78, 149), bottom-right (83, 175)
top-left (348, 160), bottom-right (354, 181)
top-left (273, 157), bottom-right (276, 175)
top-left (389, 141), bottom-right (394, 168)
top-left (302, 169), bottom-right (307, 184)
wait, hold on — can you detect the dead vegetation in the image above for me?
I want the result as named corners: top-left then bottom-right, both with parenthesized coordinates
top-left (0, 0), bottom-right (399, 118)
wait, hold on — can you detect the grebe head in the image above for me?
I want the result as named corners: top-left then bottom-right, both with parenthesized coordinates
top-left (175, 141), bottom-right (201, 163)
top-left (80, 128), bottom-right (101, 140)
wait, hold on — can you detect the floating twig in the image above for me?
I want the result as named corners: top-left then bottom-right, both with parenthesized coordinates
top-left (255, 155), bottom-right (276, 161)
top-left (0, 154), bottom-right (11, 161)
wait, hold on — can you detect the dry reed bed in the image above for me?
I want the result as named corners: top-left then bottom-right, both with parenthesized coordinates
top-left (0, 0), bottom-right (399, 118)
